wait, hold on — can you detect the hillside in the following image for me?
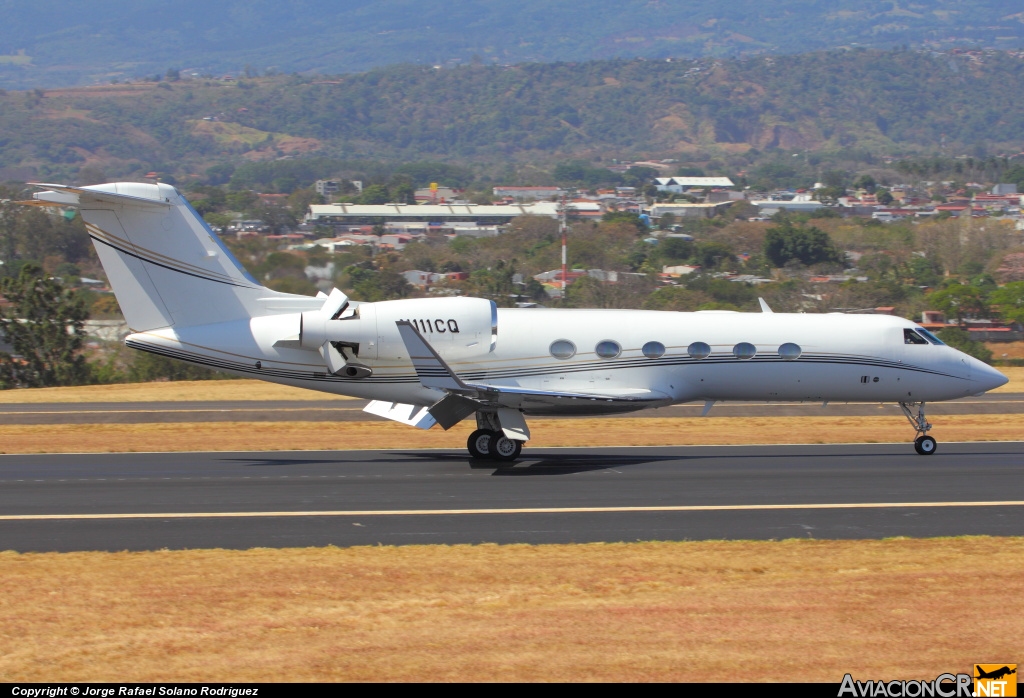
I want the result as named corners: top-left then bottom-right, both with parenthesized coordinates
top-left (3, 50), bottom-right (1024, 184)
top-left (1, 1), bottom-right (1023, 90)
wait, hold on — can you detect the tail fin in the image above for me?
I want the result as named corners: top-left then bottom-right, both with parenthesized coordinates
top-left (31, 182), bottom-right (271, 331)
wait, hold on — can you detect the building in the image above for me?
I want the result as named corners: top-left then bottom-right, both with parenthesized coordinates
top-left (648, 202), bottom-right (734, 219)
top-left (492, 186), bottom-right (565, 201)
top-left (414, 186), bottom-right (461, 203)
top-left (305, 201), bottom-right (560, 230)
top-left (749, 193), bottom-right (824, 215)
top-left (654, 177), bottom-right (735, 194)
top-left (315, 180), bottom-right (341, 198)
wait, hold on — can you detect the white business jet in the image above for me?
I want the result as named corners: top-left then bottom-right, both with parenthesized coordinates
top-left (24, 182), bottom-right (1008, 460)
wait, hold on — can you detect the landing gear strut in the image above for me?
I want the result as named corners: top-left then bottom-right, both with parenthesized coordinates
top-left (899, 402), bottom-right (937, 455)
top-left (466, 412), bottom-right (524, 462)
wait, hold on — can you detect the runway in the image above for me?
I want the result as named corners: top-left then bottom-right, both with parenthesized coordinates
top-left (1, 443), bottom-right (1022, 551)
top-left (2, 392), bottom-right (1024, 423)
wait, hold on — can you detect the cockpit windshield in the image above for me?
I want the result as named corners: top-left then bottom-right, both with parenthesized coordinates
top-left (915, 327), bottom-right (945, 345)
top-left (904, 327), bottom-right (944, 345)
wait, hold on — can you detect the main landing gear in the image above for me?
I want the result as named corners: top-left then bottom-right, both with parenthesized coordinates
top-left (899, 401), bottom-right (937, 455)
top-left (467, 429), bottom-right (522, 461)
top-left (466, 411), bottom-right (524, 462)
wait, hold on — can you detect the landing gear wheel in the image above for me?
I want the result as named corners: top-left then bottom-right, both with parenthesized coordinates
top-left (491, 435), bottom-right (523, 462)
top-left (914, 435), bottom-right (937, 455)
top-left (467, 429), bottom-right (496, 459)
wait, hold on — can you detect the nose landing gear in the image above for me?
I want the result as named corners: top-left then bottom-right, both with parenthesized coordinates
top-left (899, 402), bottom-right (937, 455)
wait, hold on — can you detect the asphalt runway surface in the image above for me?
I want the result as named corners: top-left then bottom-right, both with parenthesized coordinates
top-left (1, 443), bottom-right (1022, 552)
top-left (3, 392), bottom-right (1024, 423)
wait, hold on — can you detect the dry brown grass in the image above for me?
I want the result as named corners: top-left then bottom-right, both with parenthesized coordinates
top-left (1, 367), bottom-right (1021, 403)
top-left (1, 539), bottom-right (1021, 682)
top-left (0, 414), bottom-right (1022, 454)
top-left (990, 365), bottom-right (1024, 391)
top-left (0, 380), bottom-right (354, 404)
top-left (988, 342), bottom-right (1024, 361)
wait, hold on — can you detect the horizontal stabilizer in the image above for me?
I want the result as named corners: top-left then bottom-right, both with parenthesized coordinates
top-left (29, 183), bottom-right (172, 209)
top-left (363, 400), bottom-right (437, 430)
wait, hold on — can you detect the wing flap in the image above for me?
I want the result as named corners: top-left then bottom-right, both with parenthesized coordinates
top-left (363, 400), bottom-right (437, 430)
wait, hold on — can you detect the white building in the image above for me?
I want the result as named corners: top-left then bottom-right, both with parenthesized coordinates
top-left (315, 180), bottom-right (341, 197)
top-left (654, 177), bottom-right (735, 194)
top-left (305, 201), bottom-right (560, 227)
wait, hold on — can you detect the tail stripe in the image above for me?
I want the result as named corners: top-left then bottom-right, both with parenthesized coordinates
top-left (86, 223), bottom-right (259, 288)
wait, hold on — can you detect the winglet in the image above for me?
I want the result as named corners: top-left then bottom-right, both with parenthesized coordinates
top-left (395, 320), bottom-right (472, 392)
top-left (758, 297), bottom-right (773, 313)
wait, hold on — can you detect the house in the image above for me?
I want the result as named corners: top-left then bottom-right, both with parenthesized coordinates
top-left (401, 270), bottom-right (468, 289)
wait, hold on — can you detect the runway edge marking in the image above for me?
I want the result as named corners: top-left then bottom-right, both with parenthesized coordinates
top-left (4, 500), bottom-right (1024, 521)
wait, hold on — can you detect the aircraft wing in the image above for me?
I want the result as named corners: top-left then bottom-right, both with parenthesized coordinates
top-left (395, 320), bottom-right (671, 412)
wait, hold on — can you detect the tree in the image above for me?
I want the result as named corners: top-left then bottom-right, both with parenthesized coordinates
top-left (359, 185), bottom-right (391, 205)
top-left (988, 281), bottom-right (1024, 325)
top-left (763, 219), bottom-right (842, 268)
top-left (936, 327), bottom-right (993, 364)
top-left (0, 263), bottom-right (91, 388)
top-left (601, 211), bottom-right (647, 234)
top-left (813, 184), bottom-right (846, 205)
top-left (854, 174), bottom-right (877, 193)
top-left (926, 284), bottom-right (988, 324)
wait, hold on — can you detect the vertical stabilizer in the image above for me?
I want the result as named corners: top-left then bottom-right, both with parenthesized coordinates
top-left (32, 182), bottom-right (270, 331)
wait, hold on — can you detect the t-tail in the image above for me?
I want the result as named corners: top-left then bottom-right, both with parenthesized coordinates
top-left (27, 182), bottom-right (293, 331)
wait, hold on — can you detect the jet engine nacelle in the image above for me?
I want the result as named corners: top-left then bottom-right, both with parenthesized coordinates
top-left (372, 296), bottom-right (497, 362)
top-left (271, 296), bottom-right (497, 365)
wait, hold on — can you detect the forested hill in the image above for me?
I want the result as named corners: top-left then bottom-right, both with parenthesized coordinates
top-left (3, 50), bottom-right (1024, 184)
top-left (1, 0), bottom-right (1023, 89)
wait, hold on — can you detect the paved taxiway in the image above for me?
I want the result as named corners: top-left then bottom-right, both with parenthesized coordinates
top-left (2, 392), bottom-right (1023, 423)
top-left (1, 443), bottom-right (1022, 551)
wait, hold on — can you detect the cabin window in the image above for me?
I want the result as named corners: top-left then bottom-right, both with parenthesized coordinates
top-left (549, 339), bottom-right (577, 359)
top-left (687, 341), bottom-right (711, 359)
top-left (904, 328), bottom-right (929, 345)
top-left (595, 340), bottom-right (621, 359)
top-left (915, 327), bottom-right (945, 345)
top-left (642, 341), bottom-right (666, 359)
top-left (733, 342), bottom-right (757, 360)
top-left (778, 342), bottom-right (802, 361)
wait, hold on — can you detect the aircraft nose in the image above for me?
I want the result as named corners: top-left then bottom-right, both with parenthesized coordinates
top-left (970, 360), bottom-right (1009, 394)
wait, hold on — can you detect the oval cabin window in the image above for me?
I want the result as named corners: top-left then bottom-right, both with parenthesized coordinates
top-left (549, 339), bottom-right (576, 360)
top-left (595, 340), bottom-right (621, 359)
top-left (687, 341), bottom-right (711, 359)
top-left (779, 342), bottom-right (802, 361)
top-left (642, 341), bottom-right (666, 359)
top-left (733, 342), bottom-right (756, 360)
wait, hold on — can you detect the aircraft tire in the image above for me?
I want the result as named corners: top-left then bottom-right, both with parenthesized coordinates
top-left (467, 429), bottom-right (496, 459)
top-left (491, 435), bottom-right (523, 462)
top-left (914, 435), bottom-right (937, 455)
